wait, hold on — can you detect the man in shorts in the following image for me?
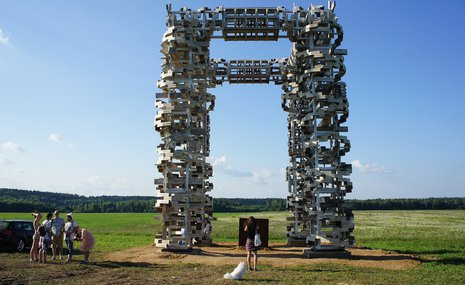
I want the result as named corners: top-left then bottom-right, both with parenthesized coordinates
top-left (51, 209), bottom-right (65, 260)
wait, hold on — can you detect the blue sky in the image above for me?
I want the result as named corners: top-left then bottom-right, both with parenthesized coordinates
top-left (1, 0), bottom-right (464, 199)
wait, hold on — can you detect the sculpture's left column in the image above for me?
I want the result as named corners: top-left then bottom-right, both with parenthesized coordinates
top-left (154, 5), bottom-right (216, 251)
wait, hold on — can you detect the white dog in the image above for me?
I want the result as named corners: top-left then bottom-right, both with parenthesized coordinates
top-left (224, 261), bottom-right (247, 280)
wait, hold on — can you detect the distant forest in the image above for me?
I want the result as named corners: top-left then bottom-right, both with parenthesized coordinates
top-left (1, 188), bottom-right (465, 213)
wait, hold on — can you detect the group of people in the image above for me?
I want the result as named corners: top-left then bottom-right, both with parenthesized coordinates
top-left (27, 211), bottom-right (257, 270)
top-left (29, 210), bottom-right (95, 264)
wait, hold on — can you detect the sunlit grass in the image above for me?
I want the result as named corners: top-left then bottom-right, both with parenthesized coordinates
top-left (354, 210), bottom-right (465, 258)
top-left (2, 210), bottom-right (465, 258)
top-left (2, 210), bottom-right (465, 283)
top-left (0, 212), bottom-right (160, 252)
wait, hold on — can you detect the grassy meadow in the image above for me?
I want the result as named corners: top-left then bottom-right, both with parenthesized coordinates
top-left (1, 210), bottom-right (464, 284)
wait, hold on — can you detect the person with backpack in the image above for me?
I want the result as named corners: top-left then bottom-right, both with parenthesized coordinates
top-left (39, 212), bottom-right (53, 263)
top-left (51, 210), bottom-right (65, 260)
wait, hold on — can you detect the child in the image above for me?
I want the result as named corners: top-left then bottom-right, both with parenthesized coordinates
top-left (74, 227), bottom-right (95, 264)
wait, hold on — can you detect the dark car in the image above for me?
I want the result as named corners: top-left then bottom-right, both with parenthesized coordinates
top-left (0, 220), bottom-right (35, 252)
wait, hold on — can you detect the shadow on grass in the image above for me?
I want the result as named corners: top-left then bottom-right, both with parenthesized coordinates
top-left (196, 248), bottom-right (302, 259)
top-left (199, 249), bottom-right (423, 263)
top-left (200, 251), bottom-right (244, 258)
top-left (210, 243), bottom-right (237, 248)
top-left (246, 278), bottom-right (278, 282)
top-left (277, 266), bottom-right (353, 273)
top-left (395, 249), bottom-right (463, 255)
top-left (424, 258), bottom-right (465, 266)
top-left (92, 260), bottom-right (162, 269)
top-left (268, 246), bottom-right (304, 253)
top-left (209, 244), bottom-right (302, 251)
top-left (352, 255), bottom-right (424, 262)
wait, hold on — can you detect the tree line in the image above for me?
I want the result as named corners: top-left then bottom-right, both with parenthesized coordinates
top-left (1, 188), bottom-right (465, 213)
top-left (213, 198), bottom-right (286, 212)
top-left (345, 198), bottom-right (465, 210)
top-left (0, 188), bottom-right (156, 213)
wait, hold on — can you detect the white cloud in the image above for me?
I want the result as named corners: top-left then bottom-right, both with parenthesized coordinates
top-left (208, 156), bottom-right (227, 167)
top-left (111, 178), bottom-right (130, 190)
top-left (251, 169), bottom-right (273, 183)
top-left (1, 142), bottom-right (24, 152)
top-left (222, 168), bottom-right (253, 178)
top-left (80, 176), bottom-right (133, 195)
top-left (352, 159), bottom-right (391, 174)
top-left (208, 155), bottom-right (284, 184)
top-left (48, 133), bottom-right (63, 143)
top-left (48, 134), bottom-right (77, 148)
top-left (0, 154), bottom-right (12, 165)
top-left (251, 169), bottom-right (285, 184)
top-left (14, 168), bottom-right (25, 174)
top-left (85, 176), bottom-right (103, 187)
top-left (0, 28), bottom-right (10, 45)
top-left (208, 156), bottom-right (253, 177)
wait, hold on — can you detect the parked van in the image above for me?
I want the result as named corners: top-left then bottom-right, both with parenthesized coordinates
top-left (0, 220), bottom-right (34, 251)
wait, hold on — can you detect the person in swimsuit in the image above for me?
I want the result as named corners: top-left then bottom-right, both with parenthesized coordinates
top-left (29, 211), bottom-right (42, 262)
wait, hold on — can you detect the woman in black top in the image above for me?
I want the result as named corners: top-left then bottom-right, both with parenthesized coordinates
top-left (244, 216), bottom-right (259, 271)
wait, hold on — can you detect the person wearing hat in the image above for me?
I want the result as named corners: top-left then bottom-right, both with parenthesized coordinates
top-left (64, 213), bottom-right (78, 263)
top-left (51, 209), bottom-right (65, 260)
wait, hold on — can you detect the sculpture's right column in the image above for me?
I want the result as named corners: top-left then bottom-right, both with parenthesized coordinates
top-left (284, 5), bottom-right (354, 250)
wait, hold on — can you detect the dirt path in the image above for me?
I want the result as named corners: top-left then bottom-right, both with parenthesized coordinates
top-left (106, 242), bottom-right (422, 270)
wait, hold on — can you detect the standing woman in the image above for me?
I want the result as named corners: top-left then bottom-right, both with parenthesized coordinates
top-left (244, 216), bottom-right (259, 271)
top-left (29, 211), bottom-right (42, 262)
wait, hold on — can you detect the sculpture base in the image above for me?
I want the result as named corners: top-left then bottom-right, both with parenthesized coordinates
top-left (303, 248), bottom-right (352, 258)
top-left (287, 239), bottom-right (308, 247)
top-left (196, 238), bottom-right (212, 246)
top-left (159, 247), bottom-right (201, 254)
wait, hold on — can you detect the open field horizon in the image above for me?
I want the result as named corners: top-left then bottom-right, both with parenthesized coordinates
top-left (2, 210), bottom-right (465, 251)
top-left (1, 210), bottom-right (464, 284)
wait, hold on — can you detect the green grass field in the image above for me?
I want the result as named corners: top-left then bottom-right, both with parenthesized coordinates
top-left (1, 210), bottom-right (464, 284)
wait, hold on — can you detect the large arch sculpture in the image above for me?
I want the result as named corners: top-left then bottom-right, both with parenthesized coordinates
top-left (154, 3), bottom-right (354, 251)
